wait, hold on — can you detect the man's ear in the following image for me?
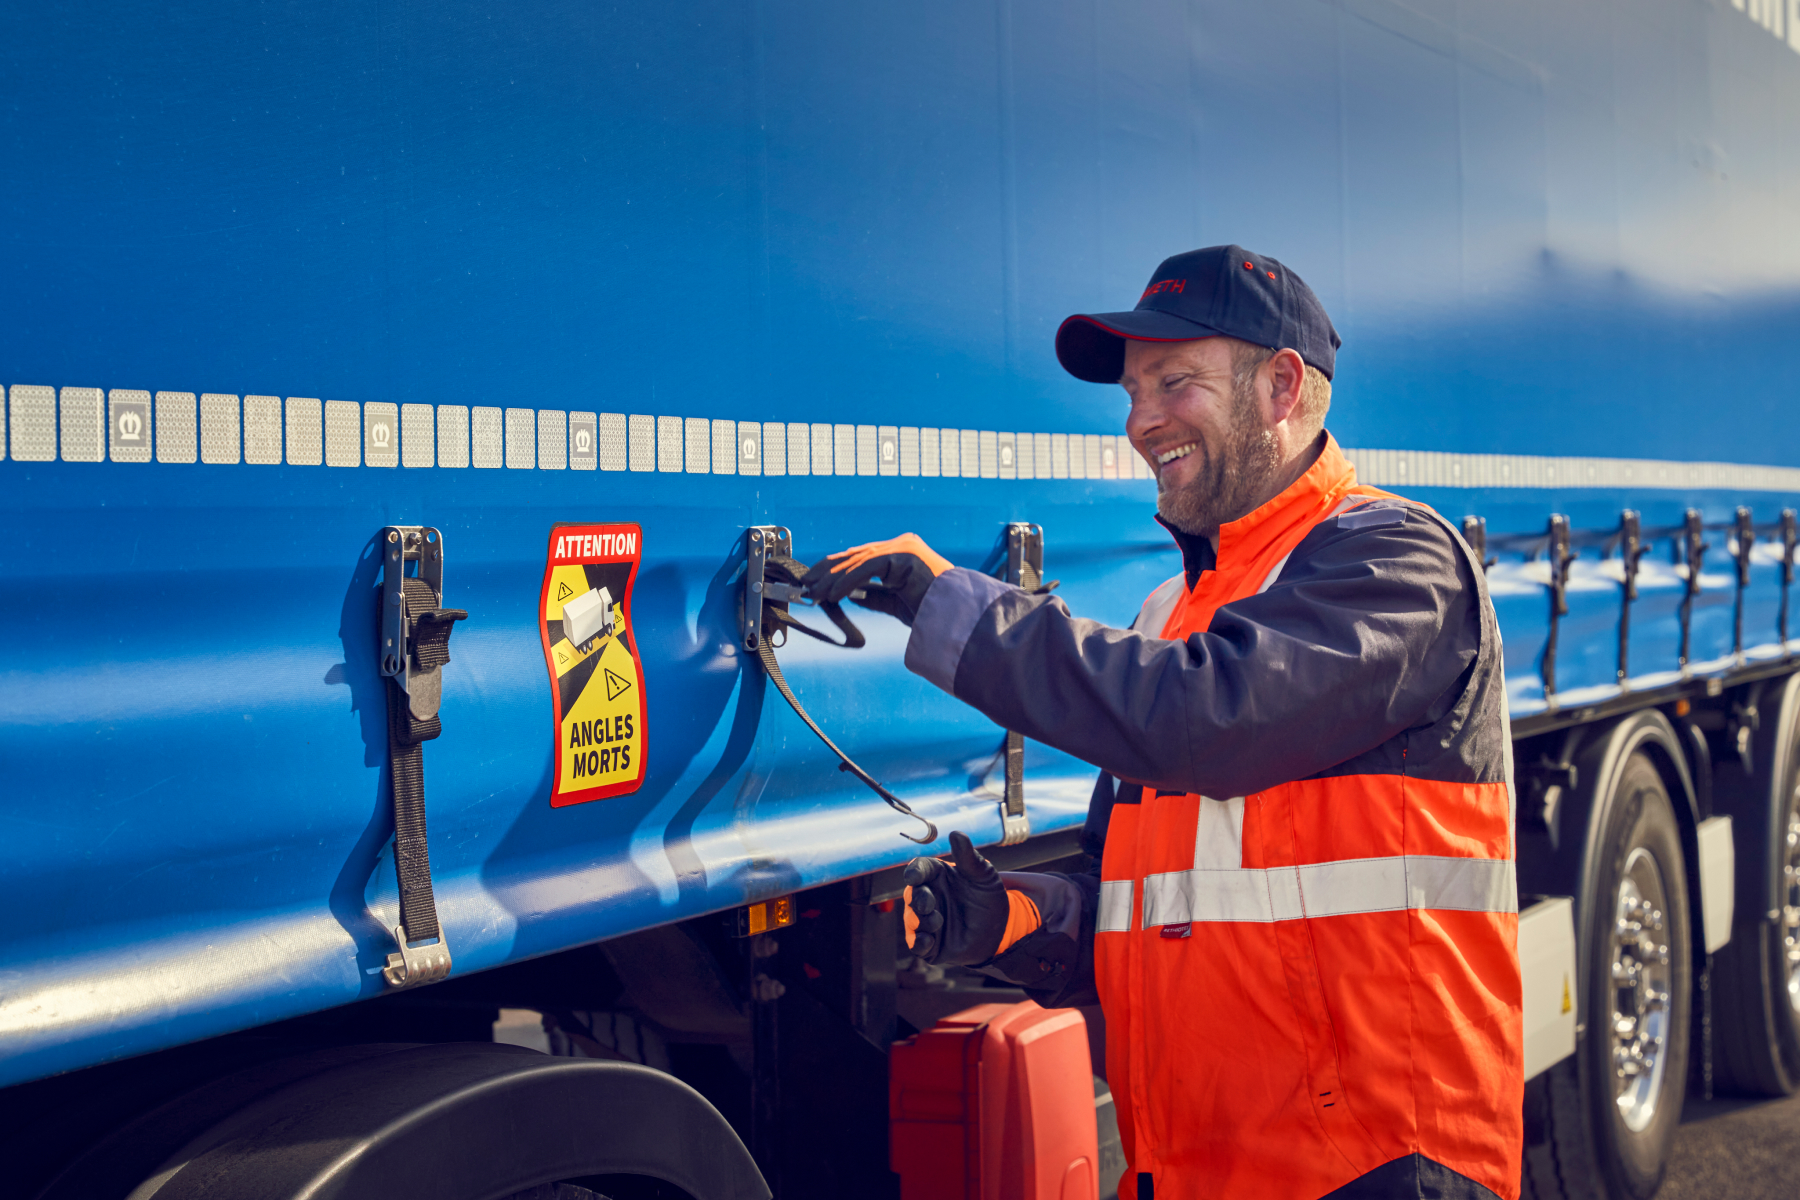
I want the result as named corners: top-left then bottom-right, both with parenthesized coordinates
top-left (1265, 348), bottom-right (1307, 427)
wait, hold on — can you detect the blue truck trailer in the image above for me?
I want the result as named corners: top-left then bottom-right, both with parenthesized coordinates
top-left (6, 2), bottom-right (1800, 1198)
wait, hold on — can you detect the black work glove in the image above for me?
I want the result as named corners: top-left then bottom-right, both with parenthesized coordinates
top-left (802, 550), bottom-right (936, 626)
top-left (903, 831), bottom-right (1010, 965)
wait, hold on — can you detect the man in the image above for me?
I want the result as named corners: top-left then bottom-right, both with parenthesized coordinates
top-left (806, 246), bottom-right (1522, 1200)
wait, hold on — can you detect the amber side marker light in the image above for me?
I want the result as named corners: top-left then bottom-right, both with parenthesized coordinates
top-left (734, 896), bottom-right (796, 937)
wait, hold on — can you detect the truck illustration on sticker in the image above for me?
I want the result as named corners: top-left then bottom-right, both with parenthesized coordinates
top-left (538, 522), bottom-right (647, 806)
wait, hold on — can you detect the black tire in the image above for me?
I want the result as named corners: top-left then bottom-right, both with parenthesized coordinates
top-left (1712, 679), bottom-right (1800, 1096)
top-left (1523, 751), bottom-right (1692, 1200)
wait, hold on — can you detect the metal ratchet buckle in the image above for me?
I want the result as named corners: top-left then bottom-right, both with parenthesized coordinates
top-left (383, 925), bottom-right (452, 988)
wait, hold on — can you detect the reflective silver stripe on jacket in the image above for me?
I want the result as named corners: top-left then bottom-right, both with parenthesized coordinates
top-left (1141, 854), bottom-right (1518, 926)
top-left (1133, 573), bottom-right (1185, 636)
top-left (1097, 879), bottom-right (1136, 932)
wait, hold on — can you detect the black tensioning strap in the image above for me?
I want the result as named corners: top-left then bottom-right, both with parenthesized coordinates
top-left (752, 587), bottom-right (936, 844)
top-left (385, 681), bottom-right (441, 943)
top-left (384, 576), bottom-right (467, 946)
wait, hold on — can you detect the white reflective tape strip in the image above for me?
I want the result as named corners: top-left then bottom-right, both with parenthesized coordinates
top-left (627, 414), bottom-right (654, 471)
top-left (244, 396), bottom-right (283, 464)
top-left (1100, 435), bottom-right (1119, 479)
top-left (568, 411), bottom-right (597, 471)
top-left (59, 387), bottom-right (104, 462)
top-left (1084, 434), bottom-right (1103, 478)
top-left (109, 390), bottom-right (153, 463)
top-left (730, 415), bottom-right (759, 471)
top-left (505, 408), bottom-right (536, 469)
top-left (286, 398), bottom-right (323, 465)
top-left (402, 403), bottom-right (435, 468)
top-left (200, 394), bottom-right (240, 464)
top-left (856, 423), bottom-right (877, 476)
top-left (11, 385), bottom-right (56, 461)
top-left (834, 423), bottom-right (856, 476)
top-left (364, 401), bottom-right (398, 468)
top-left (684, 416), bottom-right (709, 473)
top-left (810, 423), bottom-right (833, 475)
top-left (1141, 855), bottom-right (1517, 926)
top-left (899, 426), bottom-right (920, 476)
top-left (712, 418), bottom-right (737, 475)
top-left (438, 405), bottom-right (471, 468)
top-left (1098, 880), bottom-right (1135, 933)
top-left (598, 412), bottom-right (627, 471)
top-left (472, 406), bottom-right (503, 468)
top-left (157, 392), bottom-right (198, 463)
top-left (785, 422), bottom-right (808, 475)
top-left (1007, 432), bottom-right (1026, 479)
top-left (878, 425), bottom-right (899, 476)
top-left (1192, 796), bottom-right (1245, 870)
top-left (537, 409), bottom-right (567, 470)
top-left (979, 429), bottom-right (998, 478)
top-left (960, 429), bottom-right (980, 478)
top-left (0, 385), bottom-right (7, 460)
top-left (761, 422), bottom-right (785, 476)
top-left (657, 415), bottom-right (683, 472)
top-left (1051, 432), bottom-right (1070, 478)
top-left (324, 400), bottom-right (360, 467)
top-left (921, 427), bottom-right (942, 476)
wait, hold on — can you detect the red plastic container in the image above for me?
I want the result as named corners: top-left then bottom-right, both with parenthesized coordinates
top-left (889, 1001), bottom-right (1100, 1200)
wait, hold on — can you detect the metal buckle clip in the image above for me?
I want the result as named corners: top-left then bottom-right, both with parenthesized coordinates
top-left (383, 925), bottom-right (452, 988)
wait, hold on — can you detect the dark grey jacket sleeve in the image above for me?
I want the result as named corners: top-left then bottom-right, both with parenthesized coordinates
top-left (903, 504), bottom-right (1481, 799)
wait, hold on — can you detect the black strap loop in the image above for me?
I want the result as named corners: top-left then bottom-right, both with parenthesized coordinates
top-left (756, 639), bottom-right (937, 845)
top-left (383, 578), bottom-right (466, 947)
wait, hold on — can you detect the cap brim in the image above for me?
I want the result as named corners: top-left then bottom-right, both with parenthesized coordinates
top-left (1054, 310), bottom-right (1225, 383)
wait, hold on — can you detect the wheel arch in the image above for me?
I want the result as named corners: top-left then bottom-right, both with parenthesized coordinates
top-left (1566, 709), bottom-right (1707, 977)
top-left (1715, 668), bottom-right (1800, 926)
top-left (132, 1043), bottom-right (769, 1200)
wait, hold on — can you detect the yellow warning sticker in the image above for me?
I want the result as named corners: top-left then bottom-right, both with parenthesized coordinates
top-left (538, 523), bottom-right (647, 806)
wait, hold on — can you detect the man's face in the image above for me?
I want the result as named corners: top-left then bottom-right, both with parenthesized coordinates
top-left (1122, 336), bottom-right (1280, 538)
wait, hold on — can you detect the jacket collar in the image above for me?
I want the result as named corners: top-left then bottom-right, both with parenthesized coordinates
top-left (1158, 432), bottom-right (1354, 589)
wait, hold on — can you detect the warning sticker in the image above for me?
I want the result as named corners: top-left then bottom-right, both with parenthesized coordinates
top-left (538, 522), bottom-right (648, 806)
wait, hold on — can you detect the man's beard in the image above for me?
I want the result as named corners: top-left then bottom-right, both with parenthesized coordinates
top-left (1155, 375), bottom-right (1282, 538)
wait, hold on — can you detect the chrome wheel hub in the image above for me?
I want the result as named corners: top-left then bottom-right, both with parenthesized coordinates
top-left (1611, 846), bottom-right (1672, 1133)
top-left (1783, 785), bottom-right (1800, 1016)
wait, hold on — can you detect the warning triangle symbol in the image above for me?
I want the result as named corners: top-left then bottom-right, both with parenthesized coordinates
top-left (556, 649), bottom-right (569, 665)
top-left (604, 667), bottom-right (633, 701)
top-left (556, 581), bottom-right (574, 601)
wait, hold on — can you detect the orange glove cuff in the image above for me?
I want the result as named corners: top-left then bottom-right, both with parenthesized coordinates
top-left (902, 885), bottom-right (1041, 956)
top-left (994, 888), bottom-right (1042, 955)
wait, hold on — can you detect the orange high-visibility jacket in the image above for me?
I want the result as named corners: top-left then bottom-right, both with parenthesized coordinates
top-left (905, 436), bottom-right (1523, 1200)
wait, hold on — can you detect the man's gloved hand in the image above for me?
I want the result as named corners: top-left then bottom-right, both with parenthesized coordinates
top-left (802, 533), bottom-right (952, 626)
top-left (902, 830), bottom-right (1010, 965)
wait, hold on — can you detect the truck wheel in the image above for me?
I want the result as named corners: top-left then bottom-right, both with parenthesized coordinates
top-left (42, 1043), bottom-right (764, 1200)
top-left (1523, 751), bottom-right (1691, 1200)
top-left (1713, 682), bottom-right (1800, 1095)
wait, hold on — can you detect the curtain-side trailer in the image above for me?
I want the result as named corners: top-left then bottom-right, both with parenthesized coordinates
top-left (6, 2), bottom-right (1800, 1198)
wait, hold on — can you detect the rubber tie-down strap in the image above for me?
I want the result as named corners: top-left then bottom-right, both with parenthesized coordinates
top-left (756, 638), bottom-right (937, 845)
top-left (384, 578), bottom-right (468, 947)
top-left (386, 681), bottom-right (442, 944)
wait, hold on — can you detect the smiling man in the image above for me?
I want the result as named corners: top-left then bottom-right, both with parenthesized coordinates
top-left (806, 245), bottom-right (1523, 1200)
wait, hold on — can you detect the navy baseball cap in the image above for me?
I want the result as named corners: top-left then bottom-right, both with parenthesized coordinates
top-left (1055, 245), bottom-right (1341, 383)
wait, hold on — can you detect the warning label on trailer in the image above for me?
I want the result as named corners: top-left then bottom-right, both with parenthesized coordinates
top-left (538, 523), bottom-right (647, 806)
